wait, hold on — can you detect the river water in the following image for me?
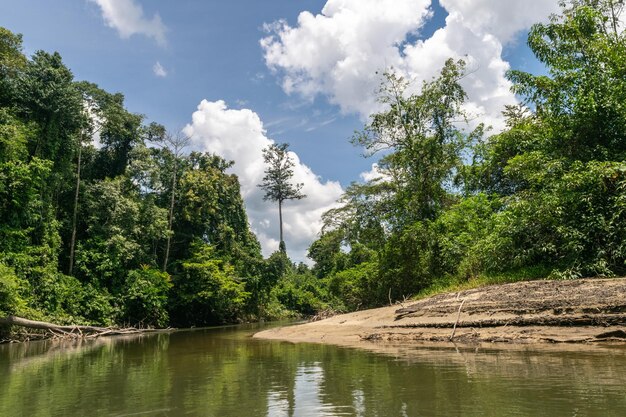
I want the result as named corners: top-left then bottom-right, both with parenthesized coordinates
top-left (1, 322), bottom-right (625, 417)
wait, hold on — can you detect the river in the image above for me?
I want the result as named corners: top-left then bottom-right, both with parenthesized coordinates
top-left (1, 322), bottom-right (625, 416)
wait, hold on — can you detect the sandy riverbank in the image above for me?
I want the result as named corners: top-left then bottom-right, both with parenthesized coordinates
top-left (254, 278), bottom-right (626, 349)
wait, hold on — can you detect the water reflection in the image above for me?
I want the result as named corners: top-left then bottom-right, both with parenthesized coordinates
top-left (1, 324), bottom-right (625, 416)
top-left (267, 364), bottom-right (348, 417)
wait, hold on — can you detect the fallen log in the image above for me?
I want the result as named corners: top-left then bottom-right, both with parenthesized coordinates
top-left (0, 315), bottom-right (108, 333)
top-left (0, 315), bottom-right (172, 342)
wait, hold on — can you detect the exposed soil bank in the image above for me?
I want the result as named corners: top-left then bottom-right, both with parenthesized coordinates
top-left (254, 278), bottom-right (626, 348)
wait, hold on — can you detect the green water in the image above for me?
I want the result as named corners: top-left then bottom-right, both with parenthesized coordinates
top-left (1, 323), bottom-right (626, 417)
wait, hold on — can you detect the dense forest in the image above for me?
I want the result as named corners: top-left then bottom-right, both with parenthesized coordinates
top-left (1, 0), bottom-right (626, 332)
top-left (0, 25), bottom-right (323, 331)
top-left (310, 0), bottom-right (626, 310)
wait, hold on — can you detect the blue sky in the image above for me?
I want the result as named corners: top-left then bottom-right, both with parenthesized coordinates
top-left (1, 0), bottom-right (370, 183)
top-left (0, 0), bottom-right (560, 261)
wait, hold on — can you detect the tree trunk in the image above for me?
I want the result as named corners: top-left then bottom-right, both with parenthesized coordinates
top-left (278, 199), bottom-right (284, 249)
top-left (610, 0), bottom-right (620, 41)
top-left (68, 136), bottom-right (82, 276)
top-left (0, 315), bottom-right (107, 333)
top-left (163, 163), bottom-right (177, 272)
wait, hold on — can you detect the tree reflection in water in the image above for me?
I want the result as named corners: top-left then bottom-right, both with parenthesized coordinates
top-left (1, 324), bottom-right (626, 416)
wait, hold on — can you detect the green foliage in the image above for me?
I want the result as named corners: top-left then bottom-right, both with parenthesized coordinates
top-left (74, 177), bottom-right (167, 286)
top-left (0, 157), bottom-right (53, 252)
top-left (34, 271), bottom-right (116, 325)
top-left (0, 27), bottom-right (27, 107)
top-left (434, 193), bottom-right (500, 279)
top-left (122, 267), bottom-right (172, 327)
top-left (258, 143), bottom-right (305, 205)
top-left (472, 161), bottom-right (626, 278)
top-left (244, 250), bottom-right (290, 317)
top-left (170, 244), bottom-right (250, 326)
top-left (377, 221), bottom-right (440, 300)
top-left (351, 59), bottom-right (481, 226)
top-left (75, 81), bottom-right (144, 178)
top-left (463, 107), bottom-right (542, 195)
top-left (0, 263), bottom-right (26, 315)
top-left (317, 59), bottom-right (481, 304)
top-left (80, 178), bottom-right (144, 274)
top-left (35, 269), bottom-right (85, 318)
top-left (307, 230), bottom-right (346, 278)
top-left (272, 269), bottom-right (328, 316)
top-left (0, 108), bottom-right (35, 162)
top-left (176, 152), bottom-right (261, 264)
top-left (462, 1), bottom-right (626, 280)
top-left (263, 251), bottom-right (291, 290)
top-left (15, 51), bottom-right (84, 169)
top-left (73, 284), bottom-right (117, 326)
top-left (326, 261), bottom-right (379, 310)
top-left (508, 0), bottom-right (626, 162)
top-left (1, 254), bottom-right (116, 325)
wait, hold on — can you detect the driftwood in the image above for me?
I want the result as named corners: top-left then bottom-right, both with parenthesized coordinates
top-left (0, 315), bottom-right (171, 342)
top-left (449, 299), bottom-right (466, 341)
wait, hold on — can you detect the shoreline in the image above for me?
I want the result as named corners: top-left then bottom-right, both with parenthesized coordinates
top-left (254, 278), bottom-right (626, 349)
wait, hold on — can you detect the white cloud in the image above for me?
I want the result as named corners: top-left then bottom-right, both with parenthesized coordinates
top-left (261, 0), bottom-right (560, 131)
top-left (183, 100), bottom-right (344, 263)
top-left (403, 0), bottom-right (560, 131)
top-left (439, 0), bottom-right (559, 45)
top-left (359, 163), bottom-right (385, 183)
top-left (261, 0), bottom-right (432, 117)
top-left (153, 61), bottom-right (167, 77)
top-left (90, 0), bottom-right (167, 46)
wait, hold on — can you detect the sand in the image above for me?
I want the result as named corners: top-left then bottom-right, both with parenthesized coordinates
top-left (254, 278), bottom-right (626, 350)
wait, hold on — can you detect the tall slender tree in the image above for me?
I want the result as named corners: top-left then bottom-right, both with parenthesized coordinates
top-left (67, 127), bottom-right (85, 276)
top-left (258, 143), bottom-right (306, 252)
top-left (160, 130), bottom-right (190, 271)
top-left (68, 97), bottom-right (103, 276)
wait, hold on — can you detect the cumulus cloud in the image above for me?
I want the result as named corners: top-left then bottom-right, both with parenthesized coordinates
top-left (261, 0), bottom-right (432, 117)
top-left (90, 0), bottom-right (167, 46)
top-left (403, 0), bottom-right (560, 130)
top-left (153, 61), bottom-right (167, 77)
top-left (261, 0), bottom-right (560, 131)
top-left (183, 100), bottom-right (343, 262)
top-left (439, 0), bottom-right (559, 45)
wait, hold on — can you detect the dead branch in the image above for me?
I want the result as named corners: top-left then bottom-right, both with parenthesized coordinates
top-left (449, 299), bottom-right (466, 341)
top-left (0, 315), bottom-right (173, 342)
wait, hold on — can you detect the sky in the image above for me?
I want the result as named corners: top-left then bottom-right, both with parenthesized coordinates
top-left (0, 0), bottom-right (561, 263)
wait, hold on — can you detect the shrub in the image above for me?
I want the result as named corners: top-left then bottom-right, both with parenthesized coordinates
top-left (0, 263), bottom-right (26, 316)
top-left (122, 266), bottom-right (172, 327)
top-left (170, 244), bottom-right (249, 326)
